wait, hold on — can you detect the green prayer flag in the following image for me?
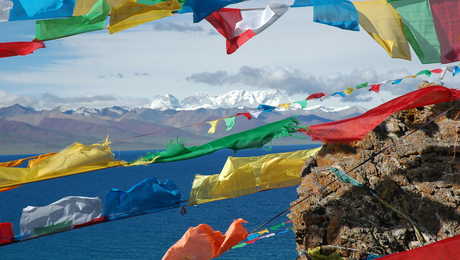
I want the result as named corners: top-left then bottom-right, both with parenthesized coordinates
top-left (294, 100), bottom-right (308, 109)
top-left (416, 69), bottom-right (432, 77)
top-left (133, 117), bottom-right (300, 164)
top-left (35, 0), bottom-right (110, 41)
top-left (224, 117), bottom-right (236, 131)
top-left (355, 82), bottom-right (369, 89)
top-left (388, 0), bottom-right (441, 64)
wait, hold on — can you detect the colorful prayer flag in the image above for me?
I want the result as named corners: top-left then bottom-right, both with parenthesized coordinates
top-left (353, 0), bottom-right (411, 60)
top-left (162, 219), bottom-right (248, 260)
top-left (187, 0), bottom-right (245, 23)
top-left (388, 0), bottom-right (441, 64)
top-left (206, 4), bottom-right (289, 54)
top-left (9, 0), bottom-right (76, 21)
top-left (103, 177), bottom-right (181, 220)
top-left (207, 120), bottom-right (219, 134)
top-left (369, 84), bottom-right (382, 93)
top-left (0, 40), bottom-right (45, 58)
top-left (35, 0), bottom-right (109, 41)
top-left (430, 0), bottom-right (460, 64)
top-left (224, 117), bottom-right (236, 131)
top-left (312, 0), bottom-right (359, 31)
top-left (108, 0), bottom-right (180, 34)
top-left (306, 92), bottom-right (326, 100)
top-left (20, 196), bottom-right (102, 237)
top-left (188, 148), bottom-right (321, 205)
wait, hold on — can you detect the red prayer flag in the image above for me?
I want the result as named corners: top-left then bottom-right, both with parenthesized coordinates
top-left (430, 1), bottom-right (460, 64)
top-left (430, 68), bottom-right (444, 74)
top-left (379, 235), bottom-right (460, 259)
top-left (236, 112), bottom-right (252, 120)
top-left (369, 84), bottom-right (382, 93)
top-left (0, 40), bottom-right (45, 58)
top-left (306, 86), bottom-right (460, 143)
top-left (0, 222), bottom-right (14, 245)
top-left (306, 92), bottom-right (326, 100)
top-left (205, 5), bottom-right (288, 54)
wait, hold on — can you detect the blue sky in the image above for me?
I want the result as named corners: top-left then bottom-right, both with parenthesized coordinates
top-left (0, 3), bottom-right (458, 109)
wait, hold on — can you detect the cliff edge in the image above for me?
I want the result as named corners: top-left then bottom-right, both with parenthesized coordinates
top-left (289, 101), bottom-right (460, 259)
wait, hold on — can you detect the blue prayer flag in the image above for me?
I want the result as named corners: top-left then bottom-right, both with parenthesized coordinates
top-left (188, 0), bottom-right (245, 23)
top-left (9, 0), bottom-right (75, 21)
top-left (103, 177), bottom-right (181, 220)
top-left (392, 79), bottom-right (403, 85)
top-left (257, 104), bottom-right (277, 112)
top-left (453, 66), bottom-right (460, 77)
top-left (331, 91), bottom-right (346, 97)
top-left (291, 0), bottom-right (312, 7)
top-left (312, 0), bottom-right (359, 31)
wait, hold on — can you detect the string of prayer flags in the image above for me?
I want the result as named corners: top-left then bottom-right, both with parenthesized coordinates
top-left (103, 177), bottom-right (182, 220)
top-left (224, 117), bottom-right (236, 131)
top-left (388, 0), bottom-right (441, 64)
top-left (303, 86), bottom-right (460, 143)
top-left (35, 0), bottom-right (110, 41)
top-left (429, 0), bottom-right (460, 64)
top-left (306, 92), bottom-right (326, 100)
top-left (108, 0), bottom-right (181, 34)
top-left (162, 218), bottom-right (249, 260)
top-left (0, 40), bottom-right (45, 58)
top-left (188, 148), bottom-right (321, 205)
top-left (19, 196), bottom-right (103, 238)
top-left (232, 220), bottom-right (292, 249)
top-left (312, 0), bottom-right (359, 31)
top-left (353, 0), bottom-right (411, 60)
top-left (206, 4), bottom-right (289, 54)
top-left (132, 117), bottom-right (301, 164)
top-left (8, 0), bottom-right (76, 21)
top-left (0, 139), bottom-right (126, 191)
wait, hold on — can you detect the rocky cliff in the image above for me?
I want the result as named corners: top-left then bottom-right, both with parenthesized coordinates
top-left (289, 101), bottom-right (460, 259)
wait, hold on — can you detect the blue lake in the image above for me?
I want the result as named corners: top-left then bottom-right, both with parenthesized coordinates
top-left (0, 145), bottom-right (318, 259)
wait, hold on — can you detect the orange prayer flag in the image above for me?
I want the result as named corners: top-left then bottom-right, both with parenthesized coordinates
top-left (162, 218), bottom-right (248, 260)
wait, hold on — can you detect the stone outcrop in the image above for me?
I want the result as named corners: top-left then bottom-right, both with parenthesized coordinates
top-left (289, 101), bottom-right (460, 259)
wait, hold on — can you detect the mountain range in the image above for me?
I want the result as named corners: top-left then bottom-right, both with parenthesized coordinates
top-left (0, 92), bottom-right (366, 155)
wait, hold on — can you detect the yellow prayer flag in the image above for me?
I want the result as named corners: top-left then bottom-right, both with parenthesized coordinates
top-left (0, 140), bottom-right (126, 191)
top-left (108, 0), bottom-right (181, 34)
top-left (278, 103), bottom-right (291, 110)
top-left (188, 148), bottom-right (322, 205)
top-left (404, 75), bottom-right (417, 79)
top-left (344, 88), bottom-right (354, 95)
top-left (73, 0), bottom-right (128, 16)
top-left (207, 120), bottom-right (219, 134)
top-left (353, 0), bottom-right (411, 60)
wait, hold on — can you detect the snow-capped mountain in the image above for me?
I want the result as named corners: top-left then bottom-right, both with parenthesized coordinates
top-left (149, 94), bottom-right (180, 110)
top-left (150, 89), bottom-right (285, 110)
